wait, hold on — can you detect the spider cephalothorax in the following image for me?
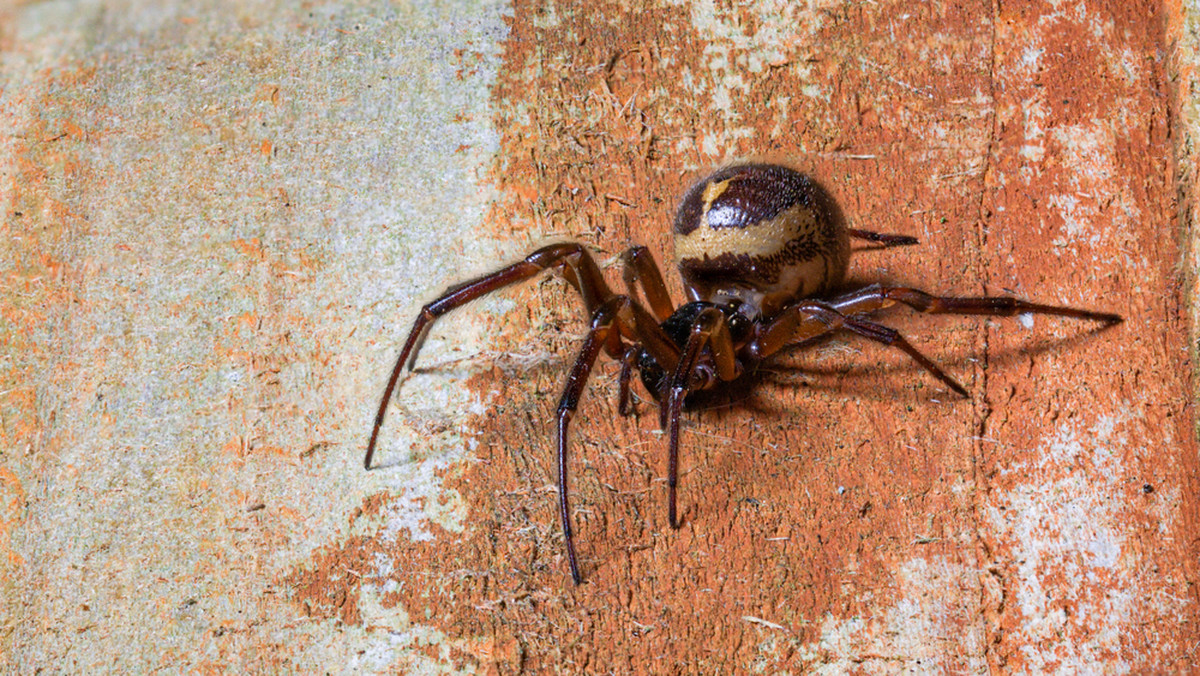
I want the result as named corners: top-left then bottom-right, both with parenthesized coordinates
top-left (365, 162), bottom-right (1121, 584)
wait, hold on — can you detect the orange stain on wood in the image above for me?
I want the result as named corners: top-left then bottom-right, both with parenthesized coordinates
top-left (232, 237), bottom-right (264, 258)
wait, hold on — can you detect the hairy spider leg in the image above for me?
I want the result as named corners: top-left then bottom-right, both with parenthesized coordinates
top-left (661, 307), bottom-right (739, 528)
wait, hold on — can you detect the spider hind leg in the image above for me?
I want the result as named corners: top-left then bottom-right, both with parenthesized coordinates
top-left (829, 284), bottom-right (1123, 325)
top-left (751, 301), bottom-right (969, 397)
top-left (749, 284), bottom-right (1121, 399)
top-left (848, 228), bottom-right (920, 249)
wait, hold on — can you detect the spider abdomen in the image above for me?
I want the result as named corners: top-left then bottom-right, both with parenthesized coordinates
top-left (674, 163), bottom-right (849, 320)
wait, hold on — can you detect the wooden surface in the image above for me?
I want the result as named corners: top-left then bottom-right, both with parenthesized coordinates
top-left (3, 0), bottom-right (1197, 671)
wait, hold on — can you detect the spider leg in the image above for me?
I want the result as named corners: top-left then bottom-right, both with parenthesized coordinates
top-left (366, 242), bottom-right (679, 470)
top-left (750, 280), bottom-right (1121, 395)
top-left (617, 345), bottom-right (641, 416)
top-left (847, 228), bottom-right (920, 248)
top-left (820, 284), bottom-right (1121, 390)
top-left (366, 243), bottom-right (605, 469)
top-left (554, 296), bottom-right (632, 584)
top-left (661, 306), bottom-right (738, 528)
top-left (614, 245), bottom-right (678, 415)
top-left (557, 295), bottom-right (672, 583)
top-left (750, 301), bottom-right (968, 396)
top-left (827, 284), bottom-right (1123, 324)
top-left (838, 316), bottom-right (968, 397)
top-left (620, 245), bottom-right (675, 321)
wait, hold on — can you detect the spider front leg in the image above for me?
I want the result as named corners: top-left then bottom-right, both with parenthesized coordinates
top-left (555, 298), bottom-right (624, 584)
top-left (556, 295), bottom-right (681, 584)
top-left (661, 307), bottom-right (739, 528)
top-left (366, 242), bottom-right (619, 469)
top-left (613, 246), bottom-right (676, 417)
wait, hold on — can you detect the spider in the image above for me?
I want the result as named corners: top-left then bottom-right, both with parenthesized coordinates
top-left (365, 163), bottom-right (1121, 584)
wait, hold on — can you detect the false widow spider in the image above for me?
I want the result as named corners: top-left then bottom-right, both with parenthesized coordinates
top-left (365, 163), bottom-right (1121, 584)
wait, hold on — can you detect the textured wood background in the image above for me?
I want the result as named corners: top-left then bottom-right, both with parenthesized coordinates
top-left (2, 0), bottom-right (1197, 671)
